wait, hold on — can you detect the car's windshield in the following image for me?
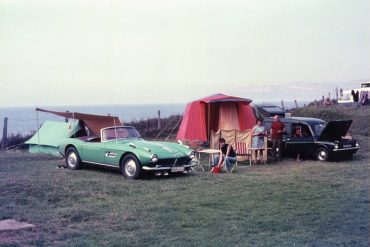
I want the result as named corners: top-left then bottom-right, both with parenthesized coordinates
top-left (311, 123), bottom-right (327, 136)
top-left (101, 127), bottom-right (141, 142)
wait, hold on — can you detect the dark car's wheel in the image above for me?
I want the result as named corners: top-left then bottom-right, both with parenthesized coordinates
top-left (65, 147), bottom-right (82, 170)
top-left (316, 147), bottom-right (329, 161)
top-left (121, 154), bottom-right (142, 179)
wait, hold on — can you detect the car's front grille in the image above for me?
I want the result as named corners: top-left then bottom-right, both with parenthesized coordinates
top-left (157, 157), bottom-right (191, 167)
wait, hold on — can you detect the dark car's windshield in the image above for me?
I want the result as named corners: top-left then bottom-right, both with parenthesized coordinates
top-left (310, 123), bottom-right (327, 136)
top-left (102, 127), bottom-right (141, 142)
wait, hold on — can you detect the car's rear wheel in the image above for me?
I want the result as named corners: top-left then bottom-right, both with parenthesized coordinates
top-left (121, 154), bottom-right (142, 179)
top-left (65, 147), bottom-right (82, 170)
top-left (316, 147), bottom-right (329, 161)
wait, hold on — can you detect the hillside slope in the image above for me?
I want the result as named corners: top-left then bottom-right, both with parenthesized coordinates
top-left (290, 105), bottom-right (370, 136)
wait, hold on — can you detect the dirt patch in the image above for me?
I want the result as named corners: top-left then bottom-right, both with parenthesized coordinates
top-left (0, 219), bottom-right (35, 231)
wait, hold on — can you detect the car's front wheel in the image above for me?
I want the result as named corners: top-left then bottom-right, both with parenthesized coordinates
top-left (121, 154), bottom-right (142, 179)
top-left (65, 147), bottom-right (82, 169)
top-left (316, 147), bottom-right (329, 161)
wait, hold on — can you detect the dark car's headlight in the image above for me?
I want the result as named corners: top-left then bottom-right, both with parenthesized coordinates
top-left (151, 154), bottom-right (159, 163)
top-left (334, 144), bottom-right (339, 149)
top-left (355, 142), bottom-right (359, 147)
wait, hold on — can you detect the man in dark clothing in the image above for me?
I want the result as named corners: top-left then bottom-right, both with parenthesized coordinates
top-left (212, 138), bottom-right (237, 172)
top-left (270, 115), bottom-right (286, 160)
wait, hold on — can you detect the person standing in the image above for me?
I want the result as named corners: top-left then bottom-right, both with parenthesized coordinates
top-left (293, 126), bottom-right (303, 162)
top-left (251, 119), bottom-right (267, 163)
top-left (212, 138), bottom-right (237, 172)
top-left (270, 115), bottom-right (286, 160)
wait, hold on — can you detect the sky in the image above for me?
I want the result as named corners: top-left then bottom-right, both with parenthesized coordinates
top-left (0, 0), bottom-right (369, 107)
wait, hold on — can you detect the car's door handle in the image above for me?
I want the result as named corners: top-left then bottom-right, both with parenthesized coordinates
top-left (105, 151), bottom-right (117, 158)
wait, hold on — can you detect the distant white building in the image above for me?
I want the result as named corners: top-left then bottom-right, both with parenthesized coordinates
top-left (338, 82), bottom-right (370, 104)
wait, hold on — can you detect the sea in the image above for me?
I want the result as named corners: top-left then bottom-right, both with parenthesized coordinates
top-left (0, 104), bottom-right (186, 138)
top-left (0, 101), bottom-right (306, 138)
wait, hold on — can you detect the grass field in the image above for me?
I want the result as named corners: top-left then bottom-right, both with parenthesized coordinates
top-left (0, 134), bottom-right (369, 246)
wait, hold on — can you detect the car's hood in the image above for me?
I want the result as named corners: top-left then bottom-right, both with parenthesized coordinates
top-left (317, 120), bottom-right (352, 141)
top-left (118, 139), bottom-right (189, 158)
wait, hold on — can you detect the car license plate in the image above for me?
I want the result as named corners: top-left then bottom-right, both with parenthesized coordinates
top-left (343, 144), bottom-right (352, 148)
top-left (171, 167), bottom-right (185, 172)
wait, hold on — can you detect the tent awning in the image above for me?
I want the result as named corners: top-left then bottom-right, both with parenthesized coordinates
top-left (36, 108), bottom-right (123, 136)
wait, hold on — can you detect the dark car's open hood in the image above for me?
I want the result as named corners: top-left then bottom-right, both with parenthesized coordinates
top-left (317, 120), bottom-right (352, 141)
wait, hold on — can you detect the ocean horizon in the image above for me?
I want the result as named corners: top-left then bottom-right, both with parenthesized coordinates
top-left (0, 101), bottom-right (308, 137)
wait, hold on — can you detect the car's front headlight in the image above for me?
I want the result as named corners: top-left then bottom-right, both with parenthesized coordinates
top-left (151, 154), bottom-right (159, 163)
top-left (188, 151), bottom-right (195, 160)
top-left (355, 142), bottom-right (359, 147)
top-left (334, 144), bottom-right (339, 149)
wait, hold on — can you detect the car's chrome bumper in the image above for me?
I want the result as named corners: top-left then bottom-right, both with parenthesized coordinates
top-left (332, 147), bottom-right (359, 152)
top-left (142, 163), bottom-right (197, 171)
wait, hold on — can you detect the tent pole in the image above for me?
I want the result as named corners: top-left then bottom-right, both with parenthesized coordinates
top-left (72, 112), bottom-right (76, 138)
top-left (36, 109), bottom-right (40, 152)
top-left (234, 129), bottom-right (236, 146)
top-left (207, 103), bottom-right (211, 140)
top-left (112, 106), bottom-right (118, 143)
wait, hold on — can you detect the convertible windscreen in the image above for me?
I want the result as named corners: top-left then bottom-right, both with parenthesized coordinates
top-left (102, 127), bottom-right (141, 141)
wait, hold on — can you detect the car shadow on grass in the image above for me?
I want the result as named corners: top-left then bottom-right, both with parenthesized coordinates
top-left (79, 163), bottom-right (196, 180)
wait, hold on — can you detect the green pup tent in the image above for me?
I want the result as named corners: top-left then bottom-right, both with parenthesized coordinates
top-left (25, 108), bottom-right (123, 156)
top-left (25, 121), bottom-right (80, 157)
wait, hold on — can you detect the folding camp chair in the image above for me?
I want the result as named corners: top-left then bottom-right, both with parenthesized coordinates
top-left (231, 142), bottom-right (252, 172)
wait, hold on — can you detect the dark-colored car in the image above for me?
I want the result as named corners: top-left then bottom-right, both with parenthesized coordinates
top-left (255, 105), bottom-right (286, 117)
top-left (263, 117), bottom-right (360, 161)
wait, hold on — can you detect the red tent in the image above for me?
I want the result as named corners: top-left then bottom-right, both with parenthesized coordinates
top-left (176, 94), bottom-right (256, 142)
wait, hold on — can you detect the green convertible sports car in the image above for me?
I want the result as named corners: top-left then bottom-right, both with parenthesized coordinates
top-left (58, 126), bottom-right (196, 179)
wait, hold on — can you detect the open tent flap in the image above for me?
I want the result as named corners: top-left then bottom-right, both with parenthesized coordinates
top-left (25, 121), bottom-right (81, 156)
top-left (217, 102), bottom-right (241, 130)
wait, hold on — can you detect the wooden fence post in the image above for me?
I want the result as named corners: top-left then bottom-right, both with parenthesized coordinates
top-left (157, 110), bottom-right (161, 130)
top-left (1, 117), bottom-right (8, 150)
top-left (281, 100), bottom-right (285, 110)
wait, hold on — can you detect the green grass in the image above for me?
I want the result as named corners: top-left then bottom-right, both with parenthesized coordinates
top-left (0, 136), bottom-right (369, 246)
